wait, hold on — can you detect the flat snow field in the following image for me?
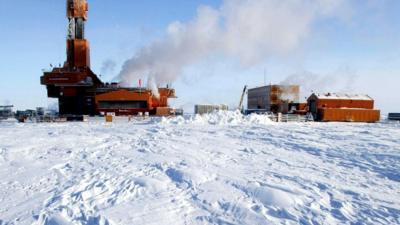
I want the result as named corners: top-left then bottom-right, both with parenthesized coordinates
top-left (0, 111), bottom-right (399, 225)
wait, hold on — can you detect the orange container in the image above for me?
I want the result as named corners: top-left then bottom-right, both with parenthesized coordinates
top-left (308, 94), bottom-right (375, 110)
top-left (105, 115), bottom-right (113, 122)
top-left (156, 107), bottom-right (171, 116)
top-left (318, 108), bottom-right (380, 122)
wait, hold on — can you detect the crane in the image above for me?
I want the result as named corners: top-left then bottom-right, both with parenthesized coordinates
top-left (238, 85), bottom-right (247, 112)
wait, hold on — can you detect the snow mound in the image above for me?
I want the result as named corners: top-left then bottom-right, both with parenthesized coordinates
top-left (251, 186), bottom-right (302, 209)
top-left (233, 182), bottom-right (305, 209)
top-left (36, 212), bottom-right (112, 225)
top-left (161, 110), bottom-right (273, 125)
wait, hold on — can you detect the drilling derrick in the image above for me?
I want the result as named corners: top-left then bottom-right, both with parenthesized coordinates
top-left (66, 0), bottom-right (90, 69)
top-left (41, 0), bottom-right (102, 115)
top-left (41, 1), bottom-right (178, 117)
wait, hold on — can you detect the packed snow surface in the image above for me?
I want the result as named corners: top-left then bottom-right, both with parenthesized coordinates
top-left (0, 111), bottom-right (399, 225)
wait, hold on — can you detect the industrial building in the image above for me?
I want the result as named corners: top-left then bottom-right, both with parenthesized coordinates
top-left (41, 0), bottom-right (176, 116)
top-left (0, 105), bottom-right (13, 120)
top-left (247, 85), bottom-right (300, 114)
top-left (95, 87), bottom-right (176, 116)
top-left (195, 104), bottom-right (229, 115)
top-left (307, 93), bottom-right (380, 122)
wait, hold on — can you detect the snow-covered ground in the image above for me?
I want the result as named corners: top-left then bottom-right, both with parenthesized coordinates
top-left (0, 111), bottom-right (399, 225)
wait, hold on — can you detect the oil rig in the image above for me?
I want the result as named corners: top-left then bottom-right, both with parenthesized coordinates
top-left (41, 0), bottom-right (176, 116)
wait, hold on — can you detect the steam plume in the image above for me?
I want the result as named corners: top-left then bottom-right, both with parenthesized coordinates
top-left (280, 67), bottom-right (359, 100)
top-left (117, 0), bottom-right (347, 86)
top-left (100, 59), bottom-right (117, 76)
top-left (147, 76), bottom-right (160, 99)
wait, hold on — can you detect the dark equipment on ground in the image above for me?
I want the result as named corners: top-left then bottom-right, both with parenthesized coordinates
top-left (388, 113), bottom-right (400, 121)
top-left (0, 105), bottom-right (13, 120)
top-left (15, 110), bottom-right (37, 123)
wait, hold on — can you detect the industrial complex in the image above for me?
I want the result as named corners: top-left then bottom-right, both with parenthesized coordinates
top-left (0, 0), bottom-right (388, 124)
top-left (246, 85), bottom-right (381, 123)
top-left (40, 0), bottom-right (176, 117)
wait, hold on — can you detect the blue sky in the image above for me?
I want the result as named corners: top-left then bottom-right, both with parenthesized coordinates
top-left (0, 0), bottom-right (399, 113)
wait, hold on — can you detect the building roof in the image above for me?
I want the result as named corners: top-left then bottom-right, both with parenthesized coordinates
top-left (0, 105), bottom-right (13, 109)
top-left (248, 84), bottom-right (299, 91)
top-left (311, 93), bottom-right (373, 101)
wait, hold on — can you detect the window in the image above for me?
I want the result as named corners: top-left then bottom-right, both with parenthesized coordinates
top-left (99, 101), bottom-right (147, 109)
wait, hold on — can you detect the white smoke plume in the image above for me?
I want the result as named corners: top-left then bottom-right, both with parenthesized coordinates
top-left (280, 71), bottom-right (336, 99)
top-left (147, 76), bottom-right (160, 99)
top-left (280, 67), bottom-right (359, 101)
top-left (117, 0), bottom-right (348, 86)
top-left (47, 101), bottom-right (59, 113)
top-left (100, 59), bottom-right (117, 76)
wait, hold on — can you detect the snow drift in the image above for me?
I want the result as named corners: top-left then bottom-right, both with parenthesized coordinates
top-left (1, 118), bottom-right (399, 224)
top-left (160, 110), bottom-right (273, 125)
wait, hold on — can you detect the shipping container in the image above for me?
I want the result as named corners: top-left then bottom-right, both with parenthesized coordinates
top-left (388, 113), bottom-right (400, 121)
top-left (105, 115), bottom-right (113, 122)
top-left (307, 93), bottom-right (379, 122)
top-left (156, 107), bottom-right (172, 116)
top-left (318, 108), bottom-right (380, 123)
top-left (308, 93), bottom-right (374, 111)
top-left (195, 105), bottom-right (229, 114)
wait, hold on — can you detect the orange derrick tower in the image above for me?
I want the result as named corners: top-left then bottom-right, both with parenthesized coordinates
top-left (41, 1), bottom-right (177, 116)
top-left (66, 0), bottom-right (90, 68)
top-left (41, 0), bottom-right (102, 115)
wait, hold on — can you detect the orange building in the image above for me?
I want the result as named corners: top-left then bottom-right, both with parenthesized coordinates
top-left (95, 87), bottom-right (176, 116)
top-left (307, 93), bottom-right (380, 122)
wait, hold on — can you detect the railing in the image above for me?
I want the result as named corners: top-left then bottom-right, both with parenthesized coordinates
top-left (268, 113), bottom-right (311, 122)
top-left (246, 110), bottom-right (314, 122)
